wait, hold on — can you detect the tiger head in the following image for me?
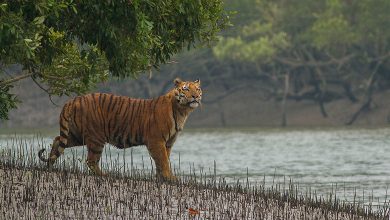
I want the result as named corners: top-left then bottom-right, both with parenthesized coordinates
top-left (173, 78), bottom-right (202, 108)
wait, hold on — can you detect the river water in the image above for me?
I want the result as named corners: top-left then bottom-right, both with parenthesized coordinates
top-left (1, 127), bottom-right (390, 207)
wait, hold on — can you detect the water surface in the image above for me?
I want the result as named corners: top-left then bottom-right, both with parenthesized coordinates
top-left (1, 127), bottom-right (389, 207)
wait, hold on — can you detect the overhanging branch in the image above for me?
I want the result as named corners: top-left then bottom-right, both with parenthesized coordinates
top-left (0, 72), bottom-right (34, 86)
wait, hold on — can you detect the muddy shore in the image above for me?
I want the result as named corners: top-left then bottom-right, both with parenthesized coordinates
top-left (0, 165), bottom-right (385, 220)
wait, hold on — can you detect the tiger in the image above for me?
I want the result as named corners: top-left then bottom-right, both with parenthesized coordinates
top-left (38, 78), bottom-right (202, 181)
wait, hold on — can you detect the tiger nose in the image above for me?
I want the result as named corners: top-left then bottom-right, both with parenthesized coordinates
top-left (192, 95), bottom-right (199, 99)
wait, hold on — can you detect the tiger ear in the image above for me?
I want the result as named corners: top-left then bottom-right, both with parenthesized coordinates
top-left (194, 79), bottom-right (200, 85)
top-left (174, 78), bottom-right (183, 87)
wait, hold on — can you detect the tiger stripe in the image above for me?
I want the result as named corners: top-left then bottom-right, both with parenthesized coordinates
top-left (38, 78), bottom-right (202, 180)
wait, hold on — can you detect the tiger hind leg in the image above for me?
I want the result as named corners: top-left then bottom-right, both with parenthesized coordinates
top-left (38, 136), bottom-right (65, 167)
top-left (86, 144), bottom-right (106, 176)
top-left (39, 107), bottom-right (71, 167)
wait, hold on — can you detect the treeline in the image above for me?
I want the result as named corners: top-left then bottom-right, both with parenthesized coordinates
top-left (172, 0), bottom-right (390, 125)
top-left (1, 0), bottom-right (389, 126)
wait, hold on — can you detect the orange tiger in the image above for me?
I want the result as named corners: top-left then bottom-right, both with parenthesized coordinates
top-left (38, 78), bottom-right (202, 181)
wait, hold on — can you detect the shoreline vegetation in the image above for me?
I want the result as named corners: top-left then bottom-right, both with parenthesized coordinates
top-left (0, 138), bottom-right (388, 219)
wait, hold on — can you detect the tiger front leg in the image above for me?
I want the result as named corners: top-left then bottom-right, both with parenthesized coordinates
top-left (166, 133), bottom-right (177, 159)
top-left (147, 142), bottom-right (177, 181)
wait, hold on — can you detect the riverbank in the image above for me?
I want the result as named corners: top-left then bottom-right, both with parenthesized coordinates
top-left (1, 166), bottom-right (386, 220)
top-left (0, 134), bottom-right (388, 219)
top-left (0, 150), bottom-right (387, 220)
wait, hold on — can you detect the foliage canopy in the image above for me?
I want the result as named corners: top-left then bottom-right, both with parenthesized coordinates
top-left (215, 0), bottom-right (390, 64)
top-left (0, 0), bottom-right (230, 120)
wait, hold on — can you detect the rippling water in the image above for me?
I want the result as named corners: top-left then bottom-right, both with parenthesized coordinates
top-left (1, 127), bottom-right (390, 206)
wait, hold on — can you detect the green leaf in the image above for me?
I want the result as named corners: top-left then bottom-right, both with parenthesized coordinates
top-left (33, 16), bottom-right (46, 25)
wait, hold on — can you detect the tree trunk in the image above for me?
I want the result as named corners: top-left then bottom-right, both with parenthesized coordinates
top-left (346, 62), bottom-right (381, 125)
top-left (387, 111), bottom-right (390, 124)
top-left (281, 72), bottom-right (290, 127)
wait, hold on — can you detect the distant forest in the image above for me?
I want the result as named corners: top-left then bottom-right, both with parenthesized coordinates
top-left (2, 0), bottom-right (390, 128)
top-left (213, 0), bottom-right (390, 125)
top-left (131, 0), bottom-right (390, 126)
